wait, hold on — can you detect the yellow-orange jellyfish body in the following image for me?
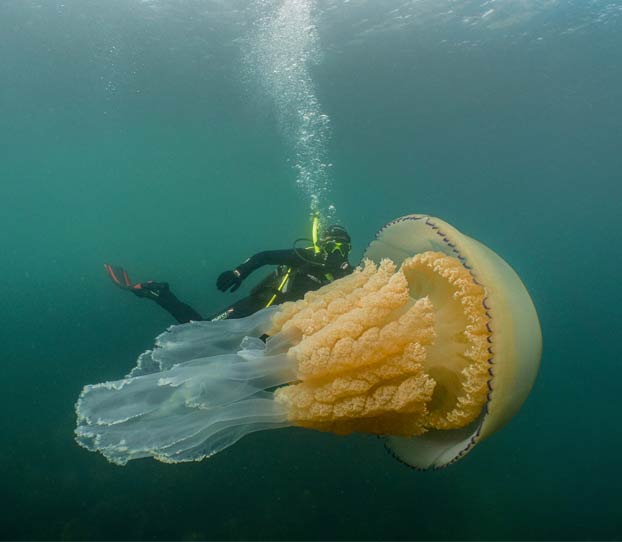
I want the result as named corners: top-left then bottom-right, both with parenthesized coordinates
top-left (362, 214), bottom-right (542, 468)
top-left (268, 253), bottom-right (492, 440)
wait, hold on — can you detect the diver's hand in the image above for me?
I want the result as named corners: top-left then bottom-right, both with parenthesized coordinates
top-left (217, 269), bottom-right (242, 293)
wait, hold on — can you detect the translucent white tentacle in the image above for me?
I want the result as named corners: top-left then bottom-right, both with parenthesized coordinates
top-left (75, 308), bottom-right (295, 465)
top-left (130, 307), bottom-right (280, 376)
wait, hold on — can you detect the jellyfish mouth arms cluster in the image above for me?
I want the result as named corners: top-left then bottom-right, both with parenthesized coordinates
top-left (267, 252), bottom-right (492, 443)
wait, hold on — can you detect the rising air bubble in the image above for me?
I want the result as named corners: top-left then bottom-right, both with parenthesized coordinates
top-left (248, 0), bottom-right (337, 221)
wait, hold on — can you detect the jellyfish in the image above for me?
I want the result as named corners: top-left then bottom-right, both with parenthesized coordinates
top-left (75, 214), bottom-right (541, 469)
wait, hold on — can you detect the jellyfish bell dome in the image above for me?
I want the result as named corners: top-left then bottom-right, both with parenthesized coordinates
top-left (75, 214), bottom-right (541, 469)
top-left (363, 214), bottom-right (542, 468)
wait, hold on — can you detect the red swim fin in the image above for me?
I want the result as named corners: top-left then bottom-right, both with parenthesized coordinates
top-left (104, 264), bottom-right (133, 290)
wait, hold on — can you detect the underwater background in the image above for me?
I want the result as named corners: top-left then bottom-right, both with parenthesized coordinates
top-left (1, 0), bottom-right (621, 540)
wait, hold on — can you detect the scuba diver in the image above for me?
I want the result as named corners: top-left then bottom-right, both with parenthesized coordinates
top-left (104, 221), bottom-right (353, 324)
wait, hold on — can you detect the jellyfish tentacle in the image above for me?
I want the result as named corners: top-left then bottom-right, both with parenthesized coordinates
top-left (130, 307), bottom-right (280, 376)
top-left (75, 313), bottom-right (296, 465)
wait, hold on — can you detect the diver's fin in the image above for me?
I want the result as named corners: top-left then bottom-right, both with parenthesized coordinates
top-left (104, 264), bottom-right (133, 290)
top-left (104, 264), bottom-right (170, 300)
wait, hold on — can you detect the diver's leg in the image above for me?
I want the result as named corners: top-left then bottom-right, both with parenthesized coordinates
top-left (142, 283), bottom-right (203, 323)
top-left (104, 264), bottom-right (202, 323)
top-left (206, 296), bottom-right (266, 322)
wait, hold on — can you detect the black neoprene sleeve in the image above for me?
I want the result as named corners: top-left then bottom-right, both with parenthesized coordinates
top-left (154, 289), bottom-right (203, 323)
top-left (234, 249), bottom-right (306, 279)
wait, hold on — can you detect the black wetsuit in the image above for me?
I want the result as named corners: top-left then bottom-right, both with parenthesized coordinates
top-left (153, 248), bottom-right (352, 324)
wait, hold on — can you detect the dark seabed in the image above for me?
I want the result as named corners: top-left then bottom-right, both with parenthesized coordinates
top-left (1, 0), bottom-right (621, 540)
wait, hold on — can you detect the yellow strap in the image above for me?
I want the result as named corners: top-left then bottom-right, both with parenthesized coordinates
top-left (312, 213), bottom-right (321, 254)
top-left (266, 267), bottom-right (292, 308)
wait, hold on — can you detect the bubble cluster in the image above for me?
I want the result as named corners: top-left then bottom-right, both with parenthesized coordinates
top-left (248, 0), bottom-right (336, 221)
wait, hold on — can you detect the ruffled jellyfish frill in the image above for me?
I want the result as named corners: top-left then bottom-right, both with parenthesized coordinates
top-left (75, 214), bottom-right (542, 469)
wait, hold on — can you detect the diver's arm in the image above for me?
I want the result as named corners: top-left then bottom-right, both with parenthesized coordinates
top-left (217, 249), bottom-right (308, 293)
top-left (235, 249), bottom-right (302, 278)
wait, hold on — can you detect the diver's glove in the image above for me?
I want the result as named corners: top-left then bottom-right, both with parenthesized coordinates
top-left (217, 269), bottom-right (243, 293)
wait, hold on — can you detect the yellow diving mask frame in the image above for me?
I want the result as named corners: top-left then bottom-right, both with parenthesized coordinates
top-left (311, 212), bottom-right (351, 258)
top-left (320, 239), bottom-right (350, 257)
